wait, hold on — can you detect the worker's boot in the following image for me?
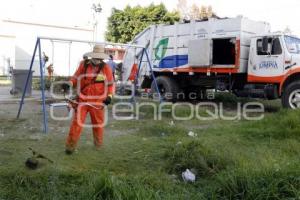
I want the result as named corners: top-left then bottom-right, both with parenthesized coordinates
top-left (94, 142), bottom-right (103, 151)
top-left (25, 157), bottom-right (39, 169)
top-left (65, 149), bottom-right (74, 155)
top-left (65, 146), bottom-right (76, 155)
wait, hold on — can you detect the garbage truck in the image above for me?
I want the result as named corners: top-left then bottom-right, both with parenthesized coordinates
top-left (122, 16), bottom-right (300, 109)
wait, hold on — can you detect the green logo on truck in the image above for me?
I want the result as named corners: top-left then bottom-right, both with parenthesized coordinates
top-left (155, 38), bottom-right (169, 60)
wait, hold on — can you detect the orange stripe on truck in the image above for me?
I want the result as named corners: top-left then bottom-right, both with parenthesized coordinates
top-left (248, 67), bottom-right (300, 95)
top-left (248, 67), bottom-right (300, 84)
top-left (247, 74), bottom-right (284, 83)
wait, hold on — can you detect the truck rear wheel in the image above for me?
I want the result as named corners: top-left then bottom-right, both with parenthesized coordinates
top-left (151, 76), bottom-right (180, 101)
top-left (282, 81), bottom-right (300, 109)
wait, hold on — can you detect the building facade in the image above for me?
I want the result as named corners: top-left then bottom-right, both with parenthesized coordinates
top-left (0, 19), bottom-right (94, 76)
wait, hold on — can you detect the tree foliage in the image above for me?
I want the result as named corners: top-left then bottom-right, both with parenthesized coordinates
top-left (105, 4), bottom-right (180, 43)
top-left (176, 0), bottom-right (217, 21)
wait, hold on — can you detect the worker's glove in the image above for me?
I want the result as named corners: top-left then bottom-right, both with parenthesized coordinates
top-left (103, 96), bottom-right (112, 105)
top-left (67, 103), bottom-right (74, 111)
top-left (66, 96), bottom-right (78, 111)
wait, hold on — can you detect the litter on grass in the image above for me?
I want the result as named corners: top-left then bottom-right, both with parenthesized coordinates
top-left (182, 169), bottom-right (196, 182)
top-left (188, 131), bottom-right (197, 137)
top-left (169, 120), bottom-right (174, 126)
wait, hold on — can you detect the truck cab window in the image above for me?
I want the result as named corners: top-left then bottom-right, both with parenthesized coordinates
top-left (285, 36), bottom-right (300, 54)
top-left (257, 37), bottom-right (282, 55)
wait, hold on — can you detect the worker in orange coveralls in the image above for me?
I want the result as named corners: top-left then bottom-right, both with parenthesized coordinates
top-left (64, 45), bottom-right (114, 154)
top-left (128, 63), bottom-right (138, 82)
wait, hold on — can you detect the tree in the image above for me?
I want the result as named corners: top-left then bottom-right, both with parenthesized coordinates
top-left (176, 0), bottom-right (189, 20)
top-left (190, 4), bottom-right (200, 20)
top-left (176, 1), bottom-right (217, 21)
top-left (199, 6), bottom-right (207, 19)
top-left (207, 6), bottom-right (213, 18)
top-left (105, 4), bottom-right (180, 43)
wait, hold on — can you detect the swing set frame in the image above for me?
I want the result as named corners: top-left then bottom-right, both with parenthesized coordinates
top-left (16, 36), bottom-right (162, 133)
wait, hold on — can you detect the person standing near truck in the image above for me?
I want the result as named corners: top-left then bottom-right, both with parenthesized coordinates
top-left (107, 54), bottom-right (117, 80)
top-left (64, 45), bottom-right (114, 154)
top-left (47, 64), bottom-right (54, 80)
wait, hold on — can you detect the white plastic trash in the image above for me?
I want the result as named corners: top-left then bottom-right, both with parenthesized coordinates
top-left (182, 169), bottom-right (196, 182)
top-left (169, 120), bottom-right (175, 126)
top-left (188, 131), bottom-right (197, 137)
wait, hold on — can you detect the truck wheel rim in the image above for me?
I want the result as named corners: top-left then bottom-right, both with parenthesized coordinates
top-left (288, 89), bottom-right (300, 109)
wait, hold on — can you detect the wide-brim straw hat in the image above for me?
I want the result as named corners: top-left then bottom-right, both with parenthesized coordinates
top-left (84, 44), bottom-right (108, 59)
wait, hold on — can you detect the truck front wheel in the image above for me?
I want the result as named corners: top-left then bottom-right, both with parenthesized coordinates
top-left (151, 76), bottom-right (180, 101)
top-left (282, 81), bottom-right (300, 109)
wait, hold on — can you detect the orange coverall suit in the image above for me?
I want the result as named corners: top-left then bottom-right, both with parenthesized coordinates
top-left (66, 61), bottom-right (114, 149)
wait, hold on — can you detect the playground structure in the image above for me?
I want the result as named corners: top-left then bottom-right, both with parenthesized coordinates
top-left (16, 37), bottom-right (162, 133)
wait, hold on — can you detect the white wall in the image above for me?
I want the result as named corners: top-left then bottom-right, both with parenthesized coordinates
top-left (0, 35), bottom-right (15, 75)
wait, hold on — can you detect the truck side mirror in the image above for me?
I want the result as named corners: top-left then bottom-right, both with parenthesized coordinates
top-left (262, 37), bottom-right (269, 53)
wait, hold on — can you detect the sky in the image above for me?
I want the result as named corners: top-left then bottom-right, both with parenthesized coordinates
top-left (0, 0), bottom-right (300, 40)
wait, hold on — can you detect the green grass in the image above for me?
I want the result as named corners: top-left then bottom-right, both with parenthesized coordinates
top-left (0, 97), bottom-right (299, 199)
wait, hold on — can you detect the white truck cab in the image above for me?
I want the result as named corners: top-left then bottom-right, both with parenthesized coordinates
top-left (248, 34), bottom-right (300, 108)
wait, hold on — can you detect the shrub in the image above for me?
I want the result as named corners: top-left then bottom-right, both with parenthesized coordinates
top-left (32, 76), bottom-right (69, 91)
